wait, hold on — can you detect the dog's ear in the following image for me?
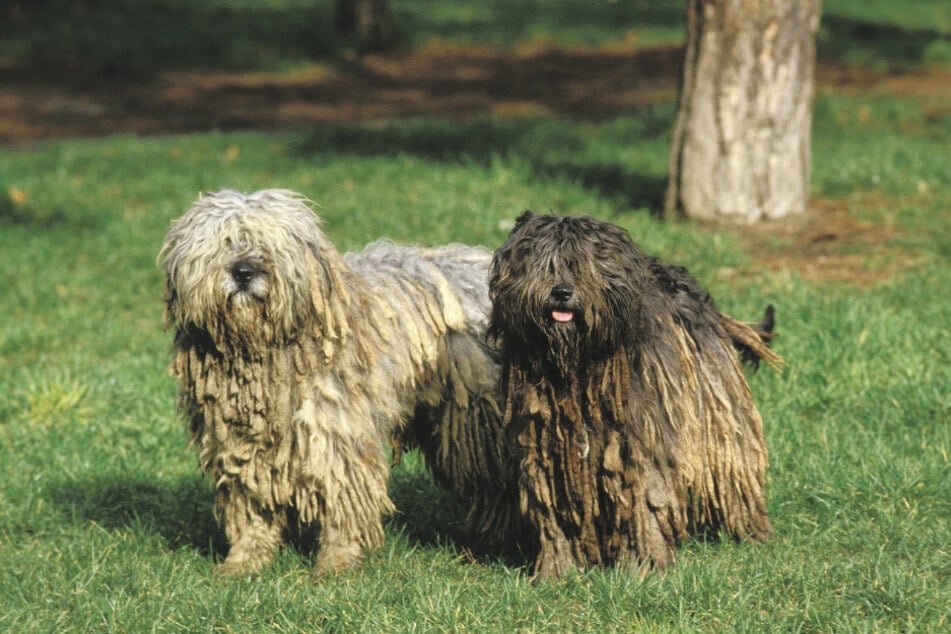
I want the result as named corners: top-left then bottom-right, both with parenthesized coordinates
top-left (303, 239), bottom-right (351, 353)
top-left (162, 279), bottom-right (177, 330)
top-left (513, 210), bottom-right (537, 232)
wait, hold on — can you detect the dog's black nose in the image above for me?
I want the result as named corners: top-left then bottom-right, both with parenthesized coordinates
top-left (551, 283), bottom-right (573, 302)
top-left (232, 262), bottom-right (256, 287)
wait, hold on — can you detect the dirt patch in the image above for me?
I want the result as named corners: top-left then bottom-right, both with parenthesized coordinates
top-left (0, 40), bottom-right (683, 145)
top-left (710, 193), bottom-right (933, 287)
top-left (3, 40), bottom-right (946, 145)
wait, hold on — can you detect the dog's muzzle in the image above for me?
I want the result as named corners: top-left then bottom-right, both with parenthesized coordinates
top-left (231, 261), bottom-right (261, 292)
top-left (548, 283), bottom-right (577, 324)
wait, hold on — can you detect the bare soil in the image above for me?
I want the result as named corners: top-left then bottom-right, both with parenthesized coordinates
top-left (717, 194), bottom-right (935, 288)
top-left (0, 41), bottom-right (689, 143)
top-left (2, 40), bottom-right (946, 285)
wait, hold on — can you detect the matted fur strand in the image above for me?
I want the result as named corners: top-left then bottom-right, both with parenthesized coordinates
top-left (487, 211), bottom-right (784, 579)
top-left (159, 189), bottom-right (507, 577)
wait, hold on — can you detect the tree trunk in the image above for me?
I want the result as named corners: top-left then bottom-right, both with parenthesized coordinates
top-left (335, 0), bottom-right (395, 50)
top-left (665, 0), bottom-right (822, 223)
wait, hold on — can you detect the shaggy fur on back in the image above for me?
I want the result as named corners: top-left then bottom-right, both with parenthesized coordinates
top-left (159, 189), bottom-right (504, 577)
top-left (487, 211), bottom-right (783, 579)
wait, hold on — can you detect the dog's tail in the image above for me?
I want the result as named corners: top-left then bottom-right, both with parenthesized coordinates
top-left (722, 304), bottom-right (785, 371)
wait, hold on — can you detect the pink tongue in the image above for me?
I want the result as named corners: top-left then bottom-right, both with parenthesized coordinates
top-left (552, 310), bottom-right (574, 323)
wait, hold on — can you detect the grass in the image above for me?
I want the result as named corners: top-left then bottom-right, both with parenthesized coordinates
top-left (2, 1), bottom-right (950, 632)
top-left (812, 95), bottom-right (951, 197)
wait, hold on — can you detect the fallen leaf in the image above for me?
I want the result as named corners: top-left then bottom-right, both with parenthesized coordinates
top-left (8, 186), bottom-right (29, 205)
top-left (224, 145), bottom-right (240, 162)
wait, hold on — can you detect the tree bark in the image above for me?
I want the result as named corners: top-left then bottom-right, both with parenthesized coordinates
top-left (665, 0), bottom-right (822, 223)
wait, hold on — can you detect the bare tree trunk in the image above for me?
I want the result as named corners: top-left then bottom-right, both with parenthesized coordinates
top-left (335, 0), bottom-right (395, 50)
top-left (665, 0), bottom-right (822, 223)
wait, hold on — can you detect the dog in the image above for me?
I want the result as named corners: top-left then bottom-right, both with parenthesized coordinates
top-left (159, 189), bottom-right (503, 577)
top-left (486, 211), bottom-right (783, 579)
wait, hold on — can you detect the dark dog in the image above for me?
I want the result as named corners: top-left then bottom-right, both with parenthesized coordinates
top-left (487, 211), bottom-right (783, 579)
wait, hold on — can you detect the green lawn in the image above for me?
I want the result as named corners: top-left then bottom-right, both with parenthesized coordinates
top-left (1, 1), bottom-right (949, 632)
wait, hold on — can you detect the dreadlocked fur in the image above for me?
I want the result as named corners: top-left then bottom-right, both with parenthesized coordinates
top-left (487, 211), bottom-right (784, 579)
top-left (159, 189), bottom-right (506, 577)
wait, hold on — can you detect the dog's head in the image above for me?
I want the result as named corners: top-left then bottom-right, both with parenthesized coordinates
top-left (159, 189), bottom-right (350, 352)
top-left (488, 211), bottom-right (652, 367)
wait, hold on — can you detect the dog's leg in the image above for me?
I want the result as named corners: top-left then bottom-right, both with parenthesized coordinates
top-left (309, 450), bottom-right (392, 579)
top-left (525, 482), bottom-right (586, 579)
top-left (619, 511), bottom-right (678, 574)
top-left (215, 488), bottom-right (287, 576)
top-left (532, 528), bottom-right (583, 580)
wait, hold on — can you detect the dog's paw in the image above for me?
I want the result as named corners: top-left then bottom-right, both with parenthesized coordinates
top-left (213, 543), bottom-right (277, 577)
top-left (311, 544), bottom-right (365, 580)
top-left (531, 538), bottom-right (583, 582)
top-left (213, 559), bottom-right (266, 577)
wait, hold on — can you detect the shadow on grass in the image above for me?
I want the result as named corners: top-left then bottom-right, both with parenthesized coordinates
top-left (386, 460), bottom-right (532, 571)
top-left (43, 456), bottom-right (526, 568)
top-left (1, 0), bottom-right (337, 79)
top-left (47, 473), bottom-right (227, 558)
top-left (4, 2), bottom-right (946, 81)
top-left (540, 162), bottom-right (666, 213)
top-left (820, 15), bottom-right (951, 69)
top-left (386, 462), bottom-right (467, 547)
top-left (2, 0), bottom-right (687, 79)
top-left (296, 117), bottom-right (668, 215)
